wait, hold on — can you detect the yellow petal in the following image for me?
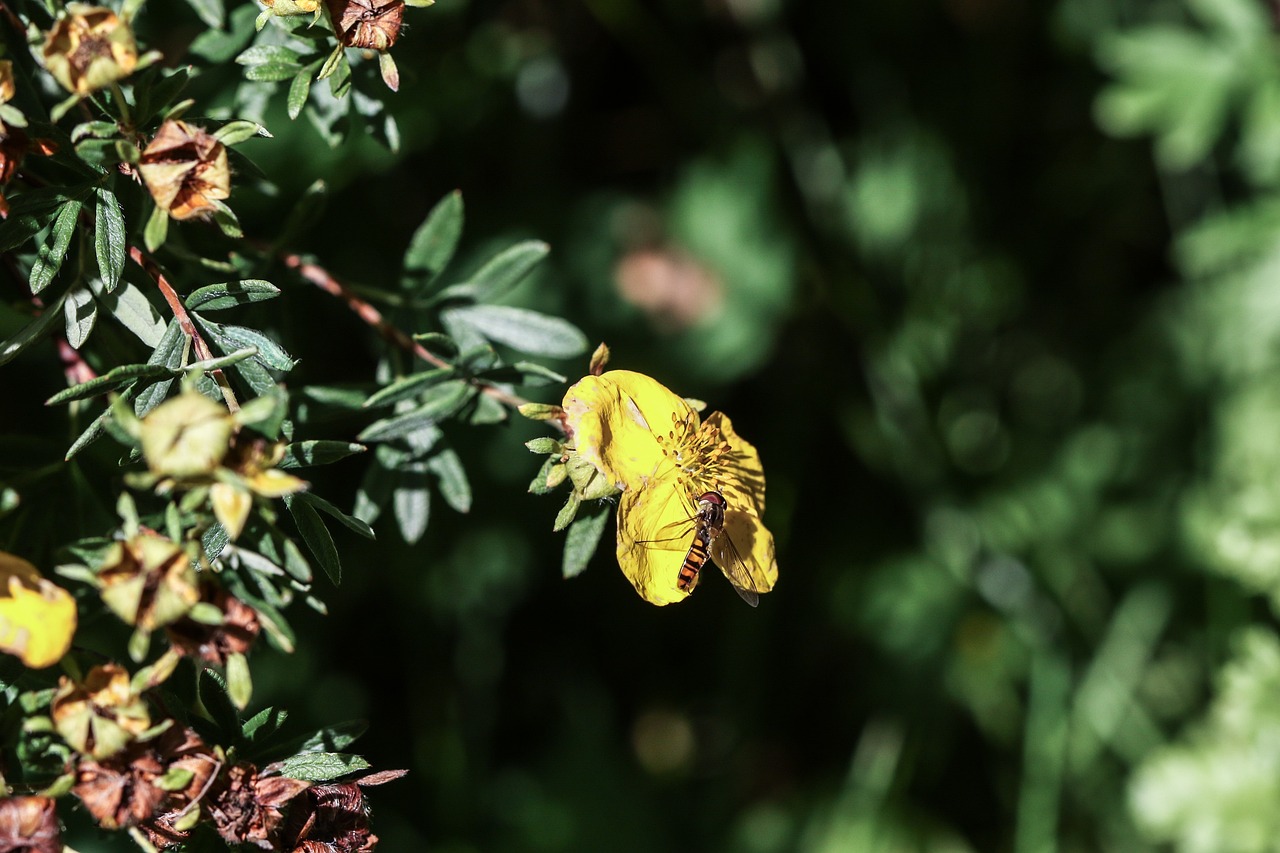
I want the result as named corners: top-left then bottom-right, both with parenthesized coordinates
top-left (0, 555), bottom-right (76, 669)
top-left (211, 481), bottom-right (252, 540)
top-left (701, 411), bottom-right (767, 515)
top-left (245, 468), bottom-right (307, 498)
top-left (563, 370), bottom-right (695, 491)
top-left (710, 507), bottom-right (778, 596)
top-left (615, 484), bottom-right (699, 606)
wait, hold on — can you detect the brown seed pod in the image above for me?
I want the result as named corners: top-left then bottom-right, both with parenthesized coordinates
top-left (326, 0), bottom-right (405, 50)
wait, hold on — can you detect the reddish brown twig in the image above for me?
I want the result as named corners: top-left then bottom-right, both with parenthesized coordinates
top-left (129, 245), bottom-right (239, 412)
top-left (282, 253), bottom-right (546, 419)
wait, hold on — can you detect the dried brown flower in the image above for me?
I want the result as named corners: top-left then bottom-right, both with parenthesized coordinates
top-left (41, 4), bottom-right (137, 96)
top-left (0, 796), bottom-right (61, 853)
top-left (206, 762), bottom-right (310, 849)
top-left (138, 121), bottom-right (231, 221)
top-left (326, 0), bottom-right (405, 50)
top-left (165, 585), bottom-right (260, 666)
top-left (281, 771), bottom-right (406, 853)
top-left (74, 726), bottom-right (219, 834)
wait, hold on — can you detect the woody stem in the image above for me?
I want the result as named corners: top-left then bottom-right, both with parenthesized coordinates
top-left (128, 245), bottom-right (240, 412)
top-left (281, 252), bottom-right (552, 422)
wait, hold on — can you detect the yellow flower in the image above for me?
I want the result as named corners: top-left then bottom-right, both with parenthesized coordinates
top-left (0, 551), bottom-right (77, 668)
top-left (562, 370), bottom-right (777, 606)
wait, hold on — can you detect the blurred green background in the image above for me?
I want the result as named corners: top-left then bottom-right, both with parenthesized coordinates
top-left (101, 0), bottom-right (1280, 849)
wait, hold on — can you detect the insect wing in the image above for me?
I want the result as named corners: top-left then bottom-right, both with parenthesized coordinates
top-left (709, 509), bottom-right (775, 607)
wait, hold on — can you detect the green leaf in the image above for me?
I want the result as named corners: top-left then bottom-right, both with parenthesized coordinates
top-left (183, 346), bottom-right (258, 373)
top-left (197, 668), bottom-right (240, 736)
top-left (363, 367), bottom-right (456, 409)
top-left (184, 0), bottom-right (225, 28)
top-left (134, 321), bottom-right (186, 417)
top-left (0, 290), bottom-right (69, 367)
top-left (427, 449), bottom-right (471, 513)
top-left (295, 720), bottom-right (368, 754)
top-left (30, 201), bottom-right (82, 295)
top-left (202, 522), bottom-right (230, 562)
top-left (143, 203), bottom-right (169, 252)
top-left (202, 321), bottom-right (295, 371)
top-left (288, 69), bottom-right (313, 121)
top-left (137, 67), bottom-right (191, 125)
top-left (300, 384), bottom-right (369, 410)
top-left (357, 381), bottom-right (473, 442)
top-left (286, 494), bottom-right (340, 585)
top-left (236, 45), bottom-right (302, 66)
top-left (62, 286), bottom-right (97, 350)
top-left (403, 191), bottom-right (464, 281)
top-left (188, 4), bottom-right (257, 62)
top-left (442, 305), bottom-right (588, 358)
top-left (0, 184), bottom-right (93, 253)
top-left (184, 280), bottom-right (280, 312)
top-left (279, 441), bottom-right (367, 469)
top-left (446, 240), bottom-right (549, 302)
top-left (212, 120), bottom-right (270, 146)
top-left (393, 470), bottom-right (430, 545)
top-left (553, 492), bottom-right (581, 532)
top-left (92, 278), bottom-right (166, 346)
top-left (46, 363), bottom-right (172, 405)
top-left (528, 456), bottom-right (558, 495)
top-left (209, 200), bottom-right (244, 238)
top-left (245, 61), bottom-right (303, 82)
top-left (94, 188), bottom-right (126, 292)
top-left (242, 706), bottom-right (288, 743)
top-left (226, 652), bottom-right (252, 710)
top-left (276, 752), bottom-right (371, 782)
top-left (563, 506), bottom-right (610, 578)
top-left (65, 403), bottom-right (113, 460)
top-left (296, 492), bottom-right (376, 540)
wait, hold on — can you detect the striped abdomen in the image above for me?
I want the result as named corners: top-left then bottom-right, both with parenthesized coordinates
top-left (677, 524), bottom-right (714, 591)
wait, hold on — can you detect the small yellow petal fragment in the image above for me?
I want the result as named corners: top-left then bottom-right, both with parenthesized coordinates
top-left (211, 482), bottom-right (253, 541)
top-left (563, 370), bottom-right (694, 491)
top-left (0, 552), bottom-right (77, 668)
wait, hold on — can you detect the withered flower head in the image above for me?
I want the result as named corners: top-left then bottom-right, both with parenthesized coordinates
top-left (165, 585), bottom-right (260, 666)
top-left (42, 4), bottom-right (138, 96)
top-left (52, 663), bottom-right (151, 759)
top-left (210, 434), bottom-right (307, 540)
top-left (138, 121), bottom-right (231, 221)
top-left (140, 391), bottom-right (234, 478)
top-left (0, 796), bottom-right (61, 853)
top-left (73, 726), bottom-right (216, 833)
top-left (0, 129), bottom-right (28, 186)
top-left (280, 771), bottom-right (404, 853)
top-left (0, 61), bottom-right (15, 105)
top-left (98, 531), bottom-right (200, 632)
top-left (206, 762), bottom-right (310, 850)
top-left (326, 0), bottom-right (405, 50)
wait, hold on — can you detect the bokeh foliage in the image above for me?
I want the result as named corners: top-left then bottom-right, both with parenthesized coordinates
top-left (6, 0), bottom-right (1280, 850)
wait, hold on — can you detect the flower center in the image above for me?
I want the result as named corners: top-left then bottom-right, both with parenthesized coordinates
top-left (654, 412), bottom-right (736, 495)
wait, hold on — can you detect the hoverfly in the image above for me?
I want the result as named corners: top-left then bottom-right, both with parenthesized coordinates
top-left (646, 490), bottom-right (761, 607)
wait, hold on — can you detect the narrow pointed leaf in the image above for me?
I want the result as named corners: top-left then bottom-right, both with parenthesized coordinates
top-left (403, 191), bottom-right (464, 281)
top-left (94, 188), bottom-right (127, 292)
top-left (30, 200), bottom-right (82, 294)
